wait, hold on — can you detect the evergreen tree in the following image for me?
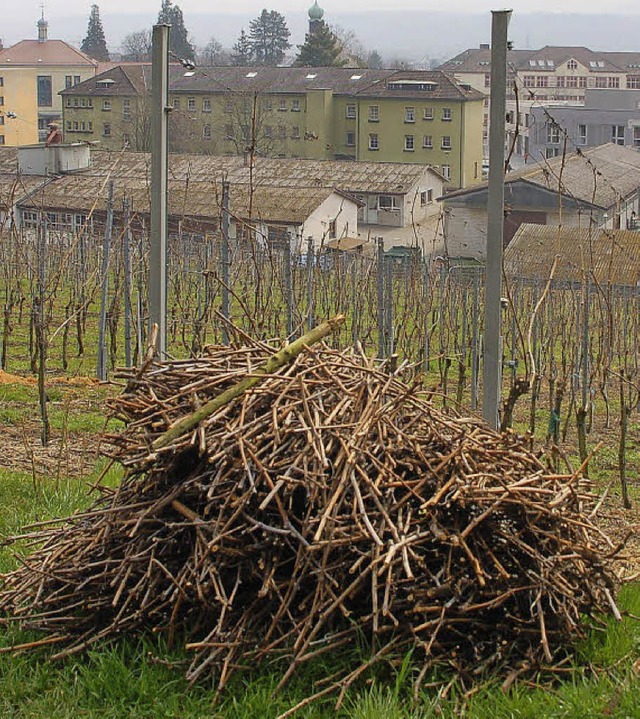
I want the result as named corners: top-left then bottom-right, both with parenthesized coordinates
top-left (81, 4), bottom-right (110, 62)
top-left (248, 9), bottom-right (290, 66)
top-left (295, 21), bottom-right (345, 67)
top-left (231, 29), bottom-right (253, 66)
top-left (157, 0), bottom-right (195, 61)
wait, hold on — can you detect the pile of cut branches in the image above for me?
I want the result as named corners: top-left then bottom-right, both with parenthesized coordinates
top-left (0, 320), bottom-right (621, 714)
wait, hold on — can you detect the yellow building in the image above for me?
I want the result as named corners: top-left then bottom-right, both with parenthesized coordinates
top-left (63, 66), bottom-right (484, 189)
top-left (0, 17), bottom-right (96, 146)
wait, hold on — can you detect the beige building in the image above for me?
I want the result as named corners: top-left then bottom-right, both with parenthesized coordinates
top-left (0, 17), bottom-right (97, 146)
top-left (439, 45), bottom-right (640, 168)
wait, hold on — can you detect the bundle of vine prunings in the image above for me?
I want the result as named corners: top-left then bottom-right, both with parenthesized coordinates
top-left (0, 319), bottom-right (622, 713)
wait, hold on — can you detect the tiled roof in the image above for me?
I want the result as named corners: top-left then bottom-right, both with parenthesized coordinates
top-left (443, 144), bottom-right (640, 209)
top-left (16, 171), bottom-right (345, 225)
top-left (85, 150), bottom-right (438, 196)
top-left (0, 39), bottom-right (97, 67)
top-left (505, 223), bottom-right (640, 286)
top-left (168, 66), bottom-right (484, 101)
top-left (438, 45), bottom-right (640, 74)
top-left (61, 65), bottom-right (154, 97)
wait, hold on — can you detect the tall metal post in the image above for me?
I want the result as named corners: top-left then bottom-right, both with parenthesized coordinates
top-left (306, 236), bottom-right (314, 331)
top-left (376, 237), bottom-right (385, 359)
top-left (482, 9), bottom-right (512, 429)
top-left (221, 179), bottom-right (231, 345)
top-left (97, 179), bottom-right (114, 381)
top-left (123, 199), bottom-right (133, 367)
top-left (150, 24), bottom-right (170, 357)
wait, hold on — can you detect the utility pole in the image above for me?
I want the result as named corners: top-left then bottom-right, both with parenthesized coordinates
top-left (221, 180), bottom-right (230, 345)
top-left (150, 23), bottom-right (170, 357)
top-left (483, 9), bottom-right (512, 429)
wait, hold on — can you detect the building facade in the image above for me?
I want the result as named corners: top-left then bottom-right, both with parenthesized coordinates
top-left (0, 17), bottom-right (97, 146)
top-left (527, 89), bottom-right (640, 162)
top-left (62, 66), bottom-right (484, 189)
top-left (438, 44), bottom-right (640, 168)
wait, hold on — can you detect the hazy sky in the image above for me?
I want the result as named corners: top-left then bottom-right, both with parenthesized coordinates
top-left (39, 0), bottom-right (640, 14)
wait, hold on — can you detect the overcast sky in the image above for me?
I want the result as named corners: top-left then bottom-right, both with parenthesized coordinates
top-left (40, 0), bottom-right (640, 14)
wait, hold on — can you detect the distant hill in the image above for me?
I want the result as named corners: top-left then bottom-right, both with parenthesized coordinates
top-left (3, 11), bottom-right (640, 65)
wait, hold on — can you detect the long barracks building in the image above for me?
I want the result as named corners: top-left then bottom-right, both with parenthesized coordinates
top-left (61, 65), bottom-right (484, 190)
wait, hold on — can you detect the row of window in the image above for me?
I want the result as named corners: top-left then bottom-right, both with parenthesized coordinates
top-left (171, 97), bottom-right (304, 114)
top-left (522, 74), bottom-right (640, 90)
top-left (22, 211), bottom-right (88, 231)
top-left (66, 97), bottom-right (94, 108)
top-left (66, 120), bottom-right (93, 132)
top-left (364, 132), bottom-right (453, 153)
top-left (545, 123), bottom-right (640, 147)
top-left (346, 104), bottom-right (453, 122)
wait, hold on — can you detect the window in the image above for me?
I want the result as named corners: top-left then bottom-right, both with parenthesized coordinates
top-left (279, 98), bottom-right (287, 111)
top-left (547, 122), bottom-right (561, 143)
top-left (37, 76), bottom-right (52, 106)
top-left (0, 116), bottom-right (3, 125)
top-left (442, 107), bottom-right (452, 121)
top-left (346, 131), bottom-right (355, 146)
top-left (123, 133), bottom-right (130, 146)
top-left (420, 190), bottom-right (433, 206)
top-left (628, 75), bottom-right (640, 89)
top-left (73, 75), bottom-right (80, 85)
top-left (567, 59), bottom-right (578, 70)
top-left (608, 76), bottom-right (620, 88)
top-left (423, 107), bottom-right (434, 120)
top-left (74, 97), bottom-right (79, 107)
top-left (405, 106), bottom-right (415, 123)
top-left (595, 77), bottom-right (607, 89)
top-left (265, 98), bottom-right (273, 111)
top-left (22, 210), bottom-right (38, 227)
top-left (441, 135), bottom-right (452, 150)
top-left (578, 124), bottom-right (587, 145)
top-left (225, 124), bottom-right (234, 139)
top-left (368, 133), bottom-right (379, 150)
top-left (188, 97), bottom-right (196, 111)
top-left (634, 126), bottom-right (640, 147)
top-left (484, 73), bottom-right (491, 87)
top-left (80, 98), bottom-right (86, 107)
top-left (328, 219), bottom-right (337, 239)
top-left (87, 98), bottom-right (93, 108)
top-left (264, 125), bottom-right (273, 138)
top-left (73, 121), bottom-right (79, 131)
top-left (65, 75), bottom-right (73, 89)
top-left (0, 77), bottom-right (3, 87)
top-left (378, 195), bottom-right (400, 210)
top-left (123, 98), bottom-right (131, 119)
top-left (536, 75), bottom-right (548, 88)
top-left (291, 126), bottom-right (300, 139)
top-left (368, 105), bottom-right (379, 122)
top-left (202, 98), bottom-right (211, 112)
top-left (441, 164), bottom-right (451, 180)
top-left (103, 123), bottom-right (111, 137)
top-left (80, 121), bottom-right (85, 131)
top-left (404, 134), bottom-right (414, 151)
top-left (612, 125), bottom-right (625, 145)
top-left (523, 75), bottom-right (535, 88)
top-left (203, 124), bottom-right (211, 140)
top-left (422, 135), bottom-right (432, 148)
top-left (102, 99), bottom-right (111, 111)
top-left (173, 98), bottom-right (180, 110)
top-left (278, 125), bottom-right (286, 138)
top-left (346, 103), bottom-right (356, 119)
top-left (545, 147), bottom-right (560, 158)
top-left (292, 99), bottom-right (301, 112)
top-left (65, 98), bottom-right (72, 108)
top-left (566, 76), bottom-right (577, 88)
top-left (87, 121), bottom-right (93, 131)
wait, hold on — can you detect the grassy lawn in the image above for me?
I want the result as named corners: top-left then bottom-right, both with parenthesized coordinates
top-left (1, 374), bottom-right (639, 719)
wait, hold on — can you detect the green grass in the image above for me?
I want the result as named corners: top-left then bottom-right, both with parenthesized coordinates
top-left (1, 367), bottom-right (639, 718)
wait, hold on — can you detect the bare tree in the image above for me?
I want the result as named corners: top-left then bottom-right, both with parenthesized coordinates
top-left (121, 30), bottom-right (152, 62)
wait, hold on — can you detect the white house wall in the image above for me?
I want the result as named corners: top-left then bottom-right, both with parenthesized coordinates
top-left (300, 193), bottom-right (359, 250)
